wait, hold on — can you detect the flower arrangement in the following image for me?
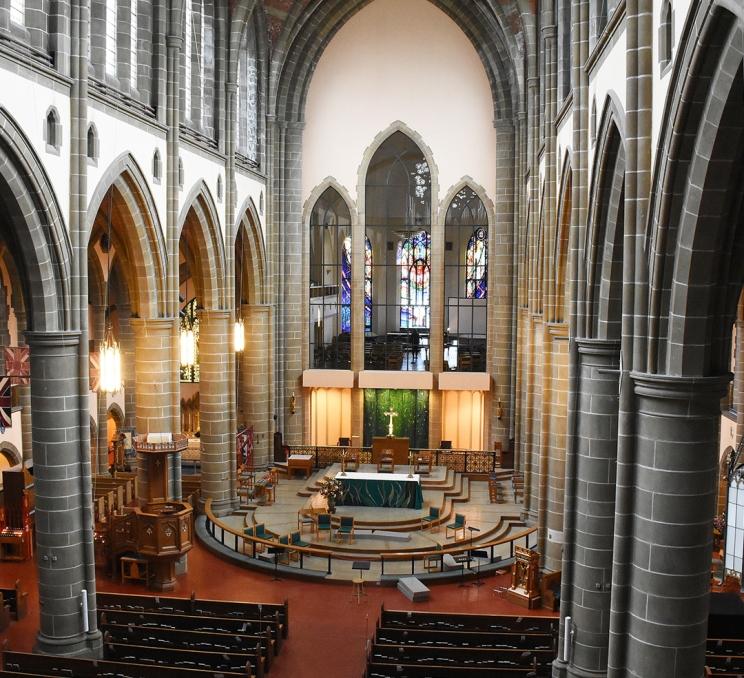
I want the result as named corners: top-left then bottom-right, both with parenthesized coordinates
top-left (714, 513), bottom-right (726, 533)
top-left (317, 476), bottom-right (345, 513)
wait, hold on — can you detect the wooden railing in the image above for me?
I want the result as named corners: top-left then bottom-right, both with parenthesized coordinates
top-left (285, 446), bottom-right (500, 475)
top-left (202, 499), bottom-right (536, 578)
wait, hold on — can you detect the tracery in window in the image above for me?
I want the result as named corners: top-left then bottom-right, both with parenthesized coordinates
top-left (398, 231), bottom-right (431, 329)
top-left (238, 19), bottom-right (259, 163)
top-left (466, 227), bottom-right (488, 299)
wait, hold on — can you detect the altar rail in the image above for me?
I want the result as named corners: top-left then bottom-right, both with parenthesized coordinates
top-left (202, 499), bottom-right (536, 579)
top-left (286, 446), bottom-right (500, 475)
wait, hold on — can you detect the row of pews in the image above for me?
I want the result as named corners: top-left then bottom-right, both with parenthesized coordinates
top-left (93, 474), bottom-right (136, 524)
top-left (0, 591), bottom-right (288, 678)
top-left (706, 595), bottom-right (744, 676)
top-left (0, 580), bottom-right (28, 633)
top-left (365, 607), bottom-right (558, 677)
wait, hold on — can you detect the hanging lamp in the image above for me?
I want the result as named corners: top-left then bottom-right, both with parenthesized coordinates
top-left (234, 228), bottom-right (245, 352)
top-left (99, 188), bottom-right (122, 394)
top-left (180, 274), bottom-right (196, 367)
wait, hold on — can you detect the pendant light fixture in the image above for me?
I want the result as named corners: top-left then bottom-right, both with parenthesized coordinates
top-left (180, 273), bottom-right (196, 368)
top-left (99, 188), bottom-right (122, 394)
top-left (234, 228), bottom-right (245, 353)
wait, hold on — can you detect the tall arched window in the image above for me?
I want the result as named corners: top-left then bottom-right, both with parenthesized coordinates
top-left (365, 131), bottom-right (431, 371)
top-left (398, 231), bottom-right (430, 329)
top-left (364, 236), bottom-right (373, 331)
top-left (184, 1), bottom-right (192, 117)
top-left (444, 187), bottom-right (488, 371)
top-left (10, 0), bottom-right (24, 25)
top-left (238, 16), bottom-right (259, 164)
top-left (105, 0), bottom-right (117, 77)
top-left (309, 187), bottom-right (351, 369)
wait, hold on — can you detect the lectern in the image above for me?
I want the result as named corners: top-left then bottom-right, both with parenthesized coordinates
top-left (506, 545), bottom-right (541, 609)
top-left (371, 436), bottom-right (409, 465)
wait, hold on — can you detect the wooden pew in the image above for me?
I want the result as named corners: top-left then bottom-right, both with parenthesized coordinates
top-left (103, 641), bottom-right (261, 678)
top-left (380, 608), bottom-right (557, 635)
top-left (101, 622), bottom-right (274, 669)
top-left (0, 580), bottom-right (28, 620)
top-left (375, 626), bottom-right (554, 650)
top-left (97, 591), bottom-right (289, 638)
top-left (366, 663), bottom-right (537, 677)
top-left (369, 643), bottom-right (550, 670)
top-left (2, 651), bottom-right (244, 677)
top-left (99, 608), bottom-right (283, 651)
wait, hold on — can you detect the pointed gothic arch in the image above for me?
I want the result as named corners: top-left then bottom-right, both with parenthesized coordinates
top-left (235, 196), bottom-right (267, 306)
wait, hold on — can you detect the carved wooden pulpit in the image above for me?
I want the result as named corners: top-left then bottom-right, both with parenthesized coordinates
top-left (506, 545), bottom-right (541, 609)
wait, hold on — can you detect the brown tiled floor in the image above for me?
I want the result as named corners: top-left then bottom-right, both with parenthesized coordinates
top-left (1, 543), bottom-right (556, 678)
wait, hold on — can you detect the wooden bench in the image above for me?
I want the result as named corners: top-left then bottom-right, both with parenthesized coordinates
top-left (370, 642), bottom-right (551, 670)
top-left (99, 607), bottom-right (284, 650)
top-left (375, 626), bottom-right (555, 650)
top-left (96, 591), bottom-right (288, 638)
top-left (380, 607), bottom-right (557, 634)
top-left (2, 651), bottom-right (244, 678)
top-left (366, 662), bottom-right (539, 677)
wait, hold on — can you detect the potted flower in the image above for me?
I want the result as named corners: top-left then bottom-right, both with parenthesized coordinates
top-left (317, 477), bottom-right (344, 513)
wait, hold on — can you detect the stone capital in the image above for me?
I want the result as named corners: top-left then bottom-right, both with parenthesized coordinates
top-left (25, 330), bottom-right (82, 351)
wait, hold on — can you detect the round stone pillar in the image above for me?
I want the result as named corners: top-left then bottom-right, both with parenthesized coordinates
top-left (199, 309), bottom-right (236, 515)
top-left (27, 331), bottom-right (102, 656)
top-left (238, 304), bottom-right (271, 467)
top-left (91, 305), bottom-right (109, 475)
top-left (565, 338), bottom-right (620, 677)
top-left (132, 318), bottom-right (177, 504)
top-left (608, 372), bottom-right (728, 678)
top-left (117, 304), bottom-right (136, 429)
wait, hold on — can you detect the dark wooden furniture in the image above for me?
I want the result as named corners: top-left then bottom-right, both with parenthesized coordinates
top-left (507, 546), bottom-right (541, 609)
top-left (372, 436), bottom-right (409, 465)
top-left (0, 469), bottom-right (33, 561)
top-left (540, 570), bottom-right (561, 611)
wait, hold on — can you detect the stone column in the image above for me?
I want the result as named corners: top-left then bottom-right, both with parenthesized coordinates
top-left (132, 318), bottom-right (176, 504)
top-left (238, 304), bottom-right (271, 468)
top-left (199, 309), bottom-right (236, 515)
top-left (489, 120), bottom-right (515, 447)
top-left (563, 338), bottom-right (620, 677)
top-left (28, 331), bottom-right (101, 656)
top-left (607, 373), bottom-right (728, 677)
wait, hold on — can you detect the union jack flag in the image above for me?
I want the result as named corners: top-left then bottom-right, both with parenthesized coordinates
top-left (3, 346), bottom-right (29, 385)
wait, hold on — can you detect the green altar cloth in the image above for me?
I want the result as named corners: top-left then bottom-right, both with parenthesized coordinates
top-left (336, 471), bottom-right (423, 509)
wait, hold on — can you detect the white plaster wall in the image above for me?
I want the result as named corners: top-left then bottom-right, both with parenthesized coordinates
top-left (87, 105), bottom-right (166, 241)
top-left (179, 145), bottom-right (225, 237)
top-left (235, 170), bottom-right (267, 243)
top-left (302, 0), bottom-right (496, 205)
top-left (0, 64), bottom-right (70, 228)
top-left (587, 26), bottom-right (627, 186)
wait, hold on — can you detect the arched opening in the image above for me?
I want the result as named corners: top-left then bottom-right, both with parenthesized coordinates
top-left (364, 131), bottom-right (431, 371)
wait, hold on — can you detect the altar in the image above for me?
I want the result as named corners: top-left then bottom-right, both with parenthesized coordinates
top-left (335, 471), bottom-right (423, 509)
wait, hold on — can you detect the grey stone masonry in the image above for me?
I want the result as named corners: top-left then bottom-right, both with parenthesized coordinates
top-left (567, 338), bottom-right (620, 677)
top-left (608, 372), bottom-right (729, 678)
top-left (198, 309), bottom-right (236, 516)
top-left (27, 331), bottom-right (102, 657)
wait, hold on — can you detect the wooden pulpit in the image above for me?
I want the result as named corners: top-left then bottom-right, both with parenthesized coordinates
top-left (372, 436), bottom-right (409, 465)
top-left (506, 545), bottom-right (541, 609)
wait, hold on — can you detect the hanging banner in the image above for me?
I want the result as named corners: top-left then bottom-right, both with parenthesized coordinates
top-left (3, 346), bottom-right (30, 385)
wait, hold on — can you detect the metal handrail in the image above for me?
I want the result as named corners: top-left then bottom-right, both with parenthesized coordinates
top-left (203, 499), bottom-right (536, 577)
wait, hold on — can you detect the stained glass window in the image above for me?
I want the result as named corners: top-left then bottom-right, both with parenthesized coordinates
top-left (364, 236), bottom-right (373, 331)
top-left (339, 236), bottom-right (372, 333)
top-left (180, 298), bottom-right (200, 383)
top-left (466, 227), bottom-right (488, 298)
top-left (398, 231), bottom-right (431, 329)
top-left (341, 237), bottom-right (352, 333)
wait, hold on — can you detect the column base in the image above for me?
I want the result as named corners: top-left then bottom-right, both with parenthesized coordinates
top-left (567, 664), bottom-right (609, 678)
top-left (35, 630), bottom-right (103, 658)
top-left (553, 658), bottom-right (568, 678)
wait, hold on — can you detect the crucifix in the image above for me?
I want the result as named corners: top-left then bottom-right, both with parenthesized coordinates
top-left (383, 408), bottom-right (398, 437)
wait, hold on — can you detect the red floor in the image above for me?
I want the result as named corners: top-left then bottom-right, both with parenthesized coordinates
top-left (1, 543), bottom-right (556, 678)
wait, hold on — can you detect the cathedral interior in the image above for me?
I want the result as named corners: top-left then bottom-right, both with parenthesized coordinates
top-left (1, 1), bottom-right (744, 677)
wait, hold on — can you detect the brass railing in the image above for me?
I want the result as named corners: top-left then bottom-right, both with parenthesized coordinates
top-left (202, 499), bottom-right (536, 578)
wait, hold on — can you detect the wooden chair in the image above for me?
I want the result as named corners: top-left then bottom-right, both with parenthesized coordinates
top-left (421, 506), bottom-right (441, 531)
top-left (424, 544), bottom-right (443, 572)
top-left (342, 451), bottom-right (360, 472)
top-left (377, 452), bottom-right (395, 473)
top-left (316, 513), bottom-right (332, 540)
top-left (446, 513), bottom-right (466, 540)
top-left (297, 509), bottom-right (316, 534)
top-left (335, 516), bottom-right (355, 544)
top-left (414, 451), bottom-right (433, 474)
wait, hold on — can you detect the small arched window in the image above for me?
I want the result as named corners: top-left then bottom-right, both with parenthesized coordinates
top-left (87, 124), bottom-right (99, 161)
top-left (216, 175), bottom-right (223, 201)
top-left (178, 157), bottom-right (185, 189)
top-left (590, 98), bottom-right (597, 145)
top-left (45, 108), bottom-right (61, 152)
top-left (659, 0), bottom-right (673, 69)
top-left (152, 149), bottom-right (162, 182)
